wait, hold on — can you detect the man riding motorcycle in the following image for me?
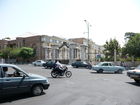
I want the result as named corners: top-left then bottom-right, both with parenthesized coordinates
top-left (53, 61), bottom-right (66, 75)
top-left (51, 60), bottom-right (72, 78)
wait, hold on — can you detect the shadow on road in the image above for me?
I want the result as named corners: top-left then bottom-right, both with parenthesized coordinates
top-left (126, 82), bottom-right (140, 87)
top-left (0, 92), bottom-right (45, 103)
top-left (90, 71), bottom-right (123, 74)
top-left (47, 76), bottom-right (67, 79)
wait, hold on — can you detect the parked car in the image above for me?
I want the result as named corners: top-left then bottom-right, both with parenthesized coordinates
top-left (92, 62), bottom-right (125, 73)
top-left (127, 65), bottom-right (140, 83)
top-left (0, 64), bottom-right (50, 96)
top-left (43, 61), bottom-right (55, 69)
top-left (32, 60), bottom-right (46, 66)
top-left (71, 61), bottom-right (92, 69)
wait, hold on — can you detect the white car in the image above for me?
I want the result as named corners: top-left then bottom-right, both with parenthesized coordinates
top-left (32, 60), bottom-right (46, 66)
top-left (127, 65), bottom-right (140, 83)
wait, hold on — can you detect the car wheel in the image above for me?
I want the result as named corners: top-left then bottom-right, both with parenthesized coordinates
top-left (44, 66), bottom-right (48, 69)
top-left (116, 69), bottom-right (123, 74)
top-left (97, 69), bottom-right (103, 73)
top-left (86, 65), bottom-right (92, 69)
top-left (31, 85), bottom-right (43, 96)
top-left (134, 79), bottom-right (140, 83)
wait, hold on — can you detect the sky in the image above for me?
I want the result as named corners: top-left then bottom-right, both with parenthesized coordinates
top-left (0, 0), bottom-right (140, 46)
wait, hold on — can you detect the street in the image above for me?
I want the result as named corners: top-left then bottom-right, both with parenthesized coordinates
top-left (0, 64), bottom-right (140, 105)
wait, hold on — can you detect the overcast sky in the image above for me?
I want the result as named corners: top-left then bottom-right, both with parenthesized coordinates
top-left (0, 0), bottom-right (140, 46)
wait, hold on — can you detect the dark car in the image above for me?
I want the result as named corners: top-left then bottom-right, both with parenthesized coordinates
top-left (43, 61), bottom-right (55, 69)
top-left (0, 64), bottom-right (50, 96)
top-left (71, 61), bottom-right (92, 69)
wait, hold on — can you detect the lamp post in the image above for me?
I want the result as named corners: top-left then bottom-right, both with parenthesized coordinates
top-left (84, 20), bottom-right (91, 62)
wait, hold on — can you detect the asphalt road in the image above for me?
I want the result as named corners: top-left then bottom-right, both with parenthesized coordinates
top-left (1, 64), bottom-right (140, 105)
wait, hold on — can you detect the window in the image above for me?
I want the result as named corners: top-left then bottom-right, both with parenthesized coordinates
top-left (2, 66), bottom-right (23, 77)
top-left (102, 63), bottom-right (108, 66)
top-left (55, 49), bottom-right (59, 59)
top-left (109, 63), bottom-right (112, 66)
top-left (73, 49), bottom-right (77, 58)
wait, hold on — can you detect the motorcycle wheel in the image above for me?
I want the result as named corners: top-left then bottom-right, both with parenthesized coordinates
top-left (65, 71), bottom-right (72, 78)
top-left (51, 71), bottom-right (58, 78)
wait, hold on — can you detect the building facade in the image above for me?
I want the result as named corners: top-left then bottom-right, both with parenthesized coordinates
top-left (69, 38), bottom-right (104, 63)
top-left (0, 35), bottom-right (88, 64)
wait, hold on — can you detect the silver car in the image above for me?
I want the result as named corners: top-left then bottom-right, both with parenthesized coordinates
top-left (127, 65), bottom-right (140, 83)
top-left (32, 60), bottom-right (46, 66)
top-left (92, 62), bottom-right (125, 73)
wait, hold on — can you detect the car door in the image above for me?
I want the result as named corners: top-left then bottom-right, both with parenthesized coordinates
top-left (36, 60), bottom-right (41, 66)
top-left (101, 63), bottom-right (109, 71)
top-left (2, 66), bottom-right (30, 95)
top-left (48, 61), bottom-right (53, 67)
top-left (0, 67), bottom-right (3, 95)
top-left (80, 62), bottom-right (84, 67)
top-left (108, 63), bottom-right (114, 72)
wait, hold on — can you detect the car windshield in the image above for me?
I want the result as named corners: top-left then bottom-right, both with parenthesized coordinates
top-left (83, 62), bottom-right (87, 64)
top-left (136, 65), bottom-right (140, 70)
top-left (15, 66), bottom-right (29, 74)
top-left (97, 62), bottom-right (104, 66)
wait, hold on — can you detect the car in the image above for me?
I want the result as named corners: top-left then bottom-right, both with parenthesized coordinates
top-left (71, 61), bottom-right (92, 69)
top-left (0, 64), bottom-right (50, 96)
top-left (32, 60), bottom-right (46, 66)
top-left (127, 65), bottom-right (140, 83)
top-left (92, 62), bottom-right (125, 73)
top-left (43, 61), bottom-right (55, 69)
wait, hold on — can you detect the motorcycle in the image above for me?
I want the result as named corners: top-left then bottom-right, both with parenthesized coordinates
top-left (51, 64), bottom-right (72, 78)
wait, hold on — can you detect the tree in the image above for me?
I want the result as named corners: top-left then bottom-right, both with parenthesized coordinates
top-left (0, 52), bottom-right (2, 58)
top-left (125, 32), bottom-right (135, 40)
top-left (18, 47), bottom-right (34, 62)
top-left (123, 33), bottom-right (140, 58)
top-left (0, 47), bottom-right (11, 59)
top-left (103, 39), bottom-right (121, 61)
top-left (10, 48), bottom-right (21, 59)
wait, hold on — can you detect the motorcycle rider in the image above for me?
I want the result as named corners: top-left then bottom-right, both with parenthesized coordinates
top-left (54, 60), bottom-right (64, 75)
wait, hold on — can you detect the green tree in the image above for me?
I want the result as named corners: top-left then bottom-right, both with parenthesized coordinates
top-left (123, 33), bottom-right (140, 58)
top-left (0, 52), bottom-right (2, 57)
top-left (0, 47), bottom-right (11, 59)
top-left (10, 48), bottom-right (21, 58)
top-left (18, 47), bottom-right (34, 62)
top-left (104, 39), bottom-right (121, 61)
top-left (125, 32), bottom-right (135, 40)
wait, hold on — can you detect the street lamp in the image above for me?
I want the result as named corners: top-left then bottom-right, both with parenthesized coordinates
top-left (84, 20), bottom-right (91, 62)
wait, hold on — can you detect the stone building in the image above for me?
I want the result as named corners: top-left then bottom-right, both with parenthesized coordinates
top-left (0, 35), bottom-right (88, 64)
top-left (69, 38), bottom-right (104, 63)
top-left (41, 35), bottom-right (87, 64)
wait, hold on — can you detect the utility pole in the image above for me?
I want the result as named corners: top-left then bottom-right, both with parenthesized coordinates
top-left (84, 20), bottom-right (91, 62)
top-left (114, 48), bottom-right (117, 62)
